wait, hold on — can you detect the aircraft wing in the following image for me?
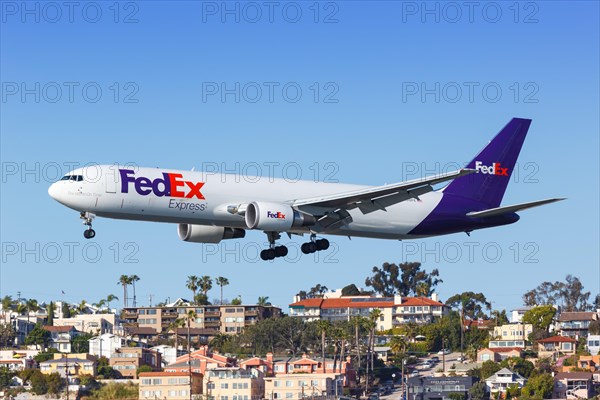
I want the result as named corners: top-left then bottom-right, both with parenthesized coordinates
top-left (292, 168), bottom-right (474, 219)
top-left (466, 198), bottom-right (566, 218)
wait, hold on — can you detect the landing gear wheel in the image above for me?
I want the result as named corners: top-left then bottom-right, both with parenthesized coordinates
top-left (275, 246), bottom-right (288, 257)
top-left (301, 243), bottom-right (311, 254)
top-left (316, 238), bottom-right (329, 250)
top-left (260, 249), bottom-right (276, 261)
top-left (83, 229), bottom-right (96, 239)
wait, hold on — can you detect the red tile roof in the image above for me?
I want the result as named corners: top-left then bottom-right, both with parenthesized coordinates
top-left (290, 299), bottom-right (323, 307)
top-left (43, 325), bottom-right (75, 332)
top-left (538, 335), bottom-right (577, 343)
top-left (484, 347), bottom-right (523, 353)
top-left (558, 312), bottom-right (597, 322)
top-left (140, 371), bottom-right (202, 377)
top-left (554, 372), bottom-right (593, 380)
top-left (399, 297), bottom-right (443, 306)
top-left (320, 298), bottom-right (394, 309)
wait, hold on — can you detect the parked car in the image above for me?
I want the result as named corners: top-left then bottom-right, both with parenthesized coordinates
top-left (456, 355), bottom-right (465, 362)
top-left (437, 349), bottom-right (451, 355)
top-left (430, 356), bottom-right (440, 362)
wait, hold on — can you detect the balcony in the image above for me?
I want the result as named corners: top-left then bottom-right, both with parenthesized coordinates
top-left (245, 310), bottom-right (259, 316)
top-left (204, 321), bottom-right (220, 328)
top-left (205, 311), bottom-right (221, 317)
top-left (122, 311), bottom-right (138, 318)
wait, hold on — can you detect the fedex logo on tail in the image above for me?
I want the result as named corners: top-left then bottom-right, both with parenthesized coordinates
top-left (267, 211), bottom-right (286, 219)
top-left (119, 169), bottom-right (205, 199)
top-left (475, 161), bottom-right (509, 176)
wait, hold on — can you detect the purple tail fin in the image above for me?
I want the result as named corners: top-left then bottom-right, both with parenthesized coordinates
top-left (443, 118), bottom-right (531, 207)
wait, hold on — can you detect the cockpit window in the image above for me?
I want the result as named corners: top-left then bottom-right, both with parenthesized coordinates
top-left (60, 175), bottom-right (84, 182)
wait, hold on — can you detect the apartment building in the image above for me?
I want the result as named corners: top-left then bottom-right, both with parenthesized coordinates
top-left (109, 347), bottom-right (162, 378)
top-left (289, 294), bottom-right (447, 329)
top-left (264, 373), bottom-right (343, 399)
top-left (239, 353), bottom-right (356, 387)
top-left (139, 371), bottom-right (203, 400)
top-left (204, 367), bottom-right (264, 400)
top-left (557, 311), bottom-right (598, 339)
top-left (121, 303), bottom-right (281, 335)
top-left (165, 346), bottom-right (235, 375)
top-left (489, 323), bottom-right (532, 349)
top-left (53, 313), bottom-right (115, 335)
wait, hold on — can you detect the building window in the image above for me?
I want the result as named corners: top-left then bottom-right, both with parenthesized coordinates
top-left (286, 381), bottom-right (293, 387)
top-left (274, 381), bottom-right (281, 387)
top-left (221, 383), bottom-right (229, 389)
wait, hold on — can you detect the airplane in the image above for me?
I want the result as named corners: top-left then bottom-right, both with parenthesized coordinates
top-left (48, 118), bottom-right (564, 261)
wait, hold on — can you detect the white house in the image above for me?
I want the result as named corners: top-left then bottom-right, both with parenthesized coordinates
top-left (587, 335), bottom-right (600, 355)
top-left (510, 307), bottom-right (533, 323)
top-left (88, 333), bottom-right (128, 358)
top-left (151, 344), bottom-right (179, 367)
top-left (485, 368), bottom-right (527, 394)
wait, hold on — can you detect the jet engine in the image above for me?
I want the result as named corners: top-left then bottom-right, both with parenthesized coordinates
top-left (178, 224), bottom-right (246, 244)
top-left (244, 202), bottom-right (316, 231)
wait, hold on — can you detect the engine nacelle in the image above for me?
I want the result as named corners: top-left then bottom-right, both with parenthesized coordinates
top-left (245, 201), bottom-right (316, 231)
top-left (178, 224), bottom-right (245, 244)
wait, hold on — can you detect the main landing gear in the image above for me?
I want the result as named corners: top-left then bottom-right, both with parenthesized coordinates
top-left (301, 234), bottom-right (329, 254)
top-left (80, 212), bottom-right (96, 239)
top-left (260, 232), bottom-right (289, 261)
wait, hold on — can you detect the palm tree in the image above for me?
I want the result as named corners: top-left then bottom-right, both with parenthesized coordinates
top-left (350, 316), bottom-right (364, 377)
top-left (316, 320), bottom-right (331, 373)
top-left (215, 277), bottom-right (229, 305)
top-left (76, 300), bottom-right (88, 315)
top-left (199, 276), bottom-right (212, 299)
top-left (209, 333), bottom-right (230, 352)
top-left (186, 276), bottom-right (199, 304)
top-left (129, 275), bottom-right (140, 307)
top-left (25, 299), bottom-right (39, 335)
top-left (368, 309), bottom-right (382, 371)
top-left (105, 294), bottom-right (118, 311)
top-left (185, 310), bottom-right (198, 361)
top-left (257, 296), bottom-right (271, 306)
top-left (1, 295), bottom-right (14, 312)
top-left (118, 275), bottom-right (132, 308)
top-left (168, 318), bottom-right (186, 354)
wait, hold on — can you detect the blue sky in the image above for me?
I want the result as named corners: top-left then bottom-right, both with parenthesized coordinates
top-left (1, 1), bottom-right (598, 313)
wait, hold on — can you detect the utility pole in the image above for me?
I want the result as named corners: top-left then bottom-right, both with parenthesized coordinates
top-left (148, 294), bottom-right (154, 307)
top-left (63, 353), bottom-right (69, 400)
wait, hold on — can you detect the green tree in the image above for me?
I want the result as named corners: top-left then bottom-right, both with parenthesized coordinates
top-left (490, 309), bottom-right (510, 326)
top-left (30, 370), bottom-right (48, 395)
top-left (522, 306), bottom-right (556, 332)
top-left (480, 360), bottom-right (501, 379)
top-left (137, 365), bottom-right (153, 377)
top-left (316, 320), bottom-right (331, 372)
top-left (129, 274), bottom-right (140, 307)
top-left (215, 276), bottom-right (229, 305)
top-left (25, 324), bottom-right (50, 350)
top-left (0, 323), bottom-right (16, 348)
top-left (523, 275), bottom-right (591, 311)
top-left (469, 381), bottom-right (487, 400)
top-left (72, 332), bottom-right (93, 353)
top-left (446, 292), bottom-right (491, 320)
top-left (500, 357), bottom-right (534, 378)
top-left (186, 275), bottom-right (199, 304)
top-left (33, 348), bottom-right (58, 363)
top-left (341, 284), bottom-right (361, 296)
top-left (199, 276), bottom-right (213, 299)
top-left (45, 372), bottom-right (64, 395)
top-left (521, 372), bottom-right (554, 399)
top-left (47, 301), bottom-right (55, 326)
top-left (448, 393), bottom-right (466, 400)
top-left (194, 293), bottom-right (210, 305)
top-left (365, 262), bottom-right (442, 296)
top-left (257, 296), bottom-right (271, 306)
top-left (1, 296), bottom-right (15, 312)
top-left (118, 275), bottom-right (132, 308)
top-left (0, 366), bottom-right (16, 389)
top-left (105, 294), bottom-right (119, 311)
top-left (209, 333), bottom-right (231, 352)
top-left (63, 302), bottom-right (72, 318)
top-left (231, 297), bottom-right (241, 305)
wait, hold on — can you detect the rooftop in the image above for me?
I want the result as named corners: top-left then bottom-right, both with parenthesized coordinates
top-left (537, 335), bottom-right (577, 343)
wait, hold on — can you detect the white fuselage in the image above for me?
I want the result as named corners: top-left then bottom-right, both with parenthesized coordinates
top-left (48, 165), bottom-right (443, 239)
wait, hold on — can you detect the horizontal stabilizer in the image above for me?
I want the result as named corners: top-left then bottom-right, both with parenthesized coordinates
top-left (466, 198), bottom-right (565, 218)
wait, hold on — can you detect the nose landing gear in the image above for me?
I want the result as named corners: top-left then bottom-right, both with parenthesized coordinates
top-left (301, 234), bottom-right (329, 254)
top-left (80, 212), bottom-right (96, 239)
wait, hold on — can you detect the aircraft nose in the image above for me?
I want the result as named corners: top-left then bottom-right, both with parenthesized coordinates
top-left (48, 182), bottom-right (59, 200)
